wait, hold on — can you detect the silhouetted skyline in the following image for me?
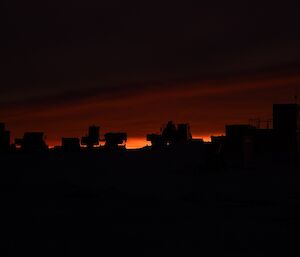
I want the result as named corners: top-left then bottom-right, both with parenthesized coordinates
top-left (1, 102), bottom-right (299, 148)
top-left (1, 106), bottom-right (300, 256)
top-left (2, 103), bottom-right (299, 171)
top-left (1, 1), bottom-right (300, 147)
top-left (2, 3), bottom-right (300, 255)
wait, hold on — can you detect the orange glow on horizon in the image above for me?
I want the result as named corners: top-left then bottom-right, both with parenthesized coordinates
top-left (46, 134), bottom-right (222, 149)
top-left (1, 71), bottom-right (299, 148)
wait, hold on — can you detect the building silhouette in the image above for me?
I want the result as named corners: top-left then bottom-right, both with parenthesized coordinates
top-left (61, 138), bottom-right (81, 152)
top-left (104, 132), bottom-right (127, 149)
top-left (81, 126), bottom-right (100, 149)
top-left (0, 123), bottom-right (10, 153)
top-left (222, 103), bottom-right (300, 166)
top-left (0, 102), bottom-right (298, 170)
top-left (147, 121), bottom-right (194, 148)
top-left (146, 133), bottom-right (164, 148)
top-left (273, 104), bottom-right (300, 153)
top-left (15, 132), bottom-right (48, 152)
top-left (224, 125), bottom-right (256, 166)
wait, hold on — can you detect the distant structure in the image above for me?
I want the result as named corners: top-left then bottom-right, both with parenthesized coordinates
top-left (15, 132), bottom-right (48, 152)
top-left (0, 102), bottom-right (299, 171)
top-left (104, 132), bottom-right (127, 149)
top-left (61, 138), bottom-right (81, 152)
top-left (273, 104), bottom-right (300, 153)
top-left (146, 121), bottom-right (205, 167)
top-left (209, 136), bottom-right (226, 155)
top-left (146, 133), bottom-right (164, 148)
top-left (147, 121), bottom-right (199, 149)
top-left (222, 103), bottom-right (300, 166)
top-left (224, 125), bottom-right (256, 166)
top-left (0, 123), bottom-right (10, 153)
top-left (81, 126), bottom-right (100, 149)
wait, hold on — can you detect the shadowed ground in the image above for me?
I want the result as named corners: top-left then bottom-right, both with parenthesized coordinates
top-left (1, 151), bottom-right (300, 256)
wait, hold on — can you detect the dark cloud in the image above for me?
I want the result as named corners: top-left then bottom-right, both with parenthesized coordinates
top-left (2, 1), bottom-right (300, 92)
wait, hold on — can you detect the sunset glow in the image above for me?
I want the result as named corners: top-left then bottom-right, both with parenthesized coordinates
top-left (1, 72), bottom-right (299, 148)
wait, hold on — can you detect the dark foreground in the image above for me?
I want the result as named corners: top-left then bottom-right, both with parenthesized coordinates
top-left (1, 151), bottom-right (300, 256)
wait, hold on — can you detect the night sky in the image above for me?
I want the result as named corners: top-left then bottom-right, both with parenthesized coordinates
top-left (2, 1), bottom-right (300, 147)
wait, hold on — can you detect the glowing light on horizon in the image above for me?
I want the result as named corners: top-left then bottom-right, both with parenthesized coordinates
top-left (45, 134), bottom-right (224, 149)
